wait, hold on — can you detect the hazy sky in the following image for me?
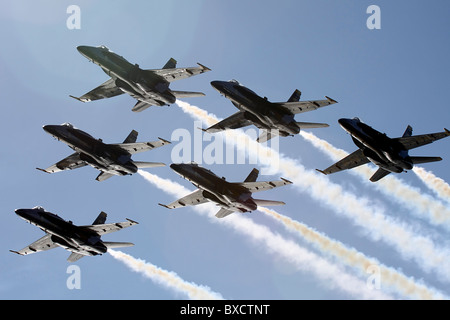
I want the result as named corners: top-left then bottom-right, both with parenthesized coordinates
top-left (1, 0), bottom-right (449, 300)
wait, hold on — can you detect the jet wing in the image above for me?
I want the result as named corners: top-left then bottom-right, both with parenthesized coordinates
top-left (234, 178), bottom-right (292, 193)
top-left (204, 111), bottom-right (253, 133)
top-left (275, 97), bottom-right (337, 115)
top-left (317, 149), bottom-right (370, 175)
top-left (37, 152), bottom-right (87, 173)
top-left (395, 129), bottom-right (450, 150)
top-left (80, 219), bottom-right (138, 236)
top-left (10, 234), bottom-right (58, 256)
top-left (113, 137), bottom-right (171, 154)
top-left (159, 189), bottom-right (209, 209)
top-left (150, 63), bottom-right (211, 82)
top-left (70, 78), bottom-right (124, 102)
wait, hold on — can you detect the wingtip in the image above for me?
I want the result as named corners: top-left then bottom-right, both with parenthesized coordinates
top-left (69, 95), bottom-right (85, 102)
top-left (316, 169), bottom-right (327, 175)
top-left (197, 63), bottom-right (211, 72)
top-left (36, 168), bottom-right (50, 174)
top-left (445, 128), bottom-right (450, 135)
top-left (158, 203), bottom-right (171, 209)
top-left (126, 218), bottom-right (139, 225)
top-left (280, 177), bottom-right (293, 184)
top-left (9, 250), bottom-right (22, 256)
top-left (158, 137), bottom-right (172, 144)
top-left (325, 96), bottom-right (338, 104)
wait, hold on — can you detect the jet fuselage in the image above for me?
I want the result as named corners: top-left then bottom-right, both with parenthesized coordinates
top-left (43, 124), bottom-right (137, 176)
top-left (77, 45), bottom-right (174, 106)
top-left (339, 118), bottom-right (413, 173)
top-left (170, 163), bottom-right (257, 212)
top-left (211, 80), bottom-right (299, 137)
top-left (15, 207), bottom-right (106, 257)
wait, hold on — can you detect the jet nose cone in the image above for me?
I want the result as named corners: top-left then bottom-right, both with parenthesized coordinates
top-left (77, 45), bottom-right (96, 59)
top-left (15, 208), bottom-right (33, 219)
top-left (210, 81), bottom-right (227, 91)
top-left (42, 125), bottom-right (60, 135)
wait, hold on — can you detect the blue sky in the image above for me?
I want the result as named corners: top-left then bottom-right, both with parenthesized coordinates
top-left (1, 0), bottom-right (449, 300)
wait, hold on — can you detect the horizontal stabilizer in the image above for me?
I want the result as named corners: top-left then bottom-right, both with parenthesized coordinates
top-left (104, 242), bottom-right (135, 249)
top-left (370, 168), bottom-right (391, 182)
top-left (133, 161), bottom-right (166, 168)
top-left (215, 208), bottom-right (234, 218)
top-left (410, 156), bottom-right (442, 164)
top-left (132, 100), bottom-right (152, 112)
top-left (253, 199), bottom-right (286, 207)
top-left (67, 252), bottom-right (85, 262)
top-left (296, 122), bottom-right (329, 129)
top-left (172, 91), bottom-right (205, 98)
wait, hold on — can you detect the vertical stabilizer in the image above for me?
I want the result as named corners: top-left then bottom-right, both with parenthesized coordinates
top-left (123, 130), bottom-right (138, 143)
top-left (163, 58), bottom-right (177, 69)
top-left (402, 125), bottom-right (413, 138)
top-left (288, 89), bottom-right (302, 102)
top-left (92, 211), bottom-right (107, 225)
top-left (245, 168), bottom-right (259, 182)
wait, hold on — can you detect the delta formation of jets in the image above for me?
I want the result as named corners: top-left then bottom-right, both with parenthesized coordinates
top-left (11, 45), bottom-right (450, 261)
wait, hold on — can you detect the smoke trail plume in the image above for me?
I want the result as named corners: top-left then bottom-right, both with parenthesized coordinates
top-left (258, 207), bottom-right (446, 300)
top-left (300, 131), bottom-right (450, 227)
top-left (109, 249), bottom-right (223, 300)
top-left (175, 100), bottom-right (450, 282)
top-left (413, 166), bottom-right (450, 204)
top-left (138, 170), bottom-right (391, 299)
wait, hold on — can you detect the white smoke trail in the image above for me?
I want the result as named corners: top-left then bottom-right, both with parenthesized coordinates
top-left (300, 131), bottom-right (450, 227)
top-left (175, 100), bottom-right (450, 282)
top-left (413, 166), bottom-right (450, 204)
top-left (138, 170), bottom-right (391, 300)
top-left (258, 207), bottom-right (447, 300)
top-left (108, 249), bottom-right (223, 300)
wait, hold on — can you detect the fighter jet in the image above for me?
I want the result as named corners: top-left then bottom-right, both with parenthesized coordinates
top-left (159, 163), bottom-right (292, 218)
top-left (10, 206), bottom-right (138, 262)
top-left (317, 117), bottom-right (450, 182)
top-left (202, 80), bottom-right (338, 142)
top-left (70, 45), bottom-right (211, 112)
top-left (37, 123), bottom-right (170, 181)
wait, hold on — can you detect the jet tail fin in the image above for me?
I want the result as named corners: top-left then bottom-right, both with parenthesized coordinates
top-left (253, 199), bottom-right (286, 207)
top-left (402, 125), bottom-right (413, 137)
top-left (410, 156), bottom-right (442, 164)
top-left (370, 168), bottom-right (391, 182)
top-left (67, 252), bottom-right (85, 263)
top-left (132, 100), bottom-right (152, 112)
top-left (123, 130), bottom-right (138, 143)
top-left (92, 211), bottom-right (107, 225)
top-left (133, 161), bottom-right (166, 168)
top-left (288, 89), bottom-right (302, 102)
top-left (163, 58), bottom-right (177, 69)
top-left (244, 168), bottom-right (259, 182)
top-left (215, 208), bottom-right (234, 218)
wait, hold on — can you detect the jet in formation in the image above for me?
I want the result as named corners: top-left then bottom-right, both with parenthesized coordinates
top-left (202, 80), bottom-right (338, 142)
top-left (317, 117), bottom-right (450, 182)
top-left (37, 123), bottom-right (170, 181)
top-left (159, 163), bottom-right (292, 218)
top-left (10, 207), bottom-right (137, 262)
top-left (70, 45), bottom-right (211, 112)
